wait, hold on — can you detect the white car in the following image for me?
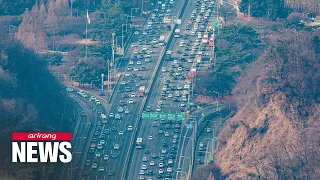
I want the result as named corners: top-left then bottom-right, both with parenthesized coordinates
top-left (142, 156), bottom-right (148, 162)
top-left (161, 67), bottom-right (166, 72)
top-left (148, 136), bottom-right (153, 140)
top-left (125, 109), bottom-right (130, 114)
top-left (156, 108), bottom-right (161, 112)
top-left (134, 67), bottom-right (139, 71)
top-left (98, 167), bottom-right (105, 172)
top-left (167, 167), bottom-right (173, 173)
top-left (149, 161), bottom-right (155, 166)
top-left (92, 163), bottom-right (97, 168)
top-left (118, 131), bottom-right (124, 135)
top-left (141, 164), bottom-right (147, 170)
top-left (131, 43), bottom-right (137, 47)
top-left (127, 126), bottom-right (133, 131)
top-left (136, 61), bottom-right (142, 65)
top-left (128, 99), bottom-right (134, 104)
top-left (109, 113), bottom-right (114, 118)
top-left (159, 169), bottom-right (164, 174)
top-left (135, 31), bottom-right (140, 35)
top-left (161, 149), bottom-right (167, 154)
top-left (129, 61), bottom-right (134, 65)
top-left (100, 140), bottom-right (105, 145)
top-left (104, 155), bottom-right (109, 160)
top-left (173, 60), bottom-right (178, 64)
top-left (113, 144), bottom-right (120, 150)
top-left (121, 81), bottom-right (127, 85)
top-left (130, 93), bottom-right (136, 97)
top-left (140, 170), bottom-right (145, 175)
top-left (165, 132), bottom-right (169, 136)
top-left (97, 144), bottom-right (102, 149)
top-left (125, 72), bottom-right (130, 77)
top-left (158, 162), bottom-right (164, 167)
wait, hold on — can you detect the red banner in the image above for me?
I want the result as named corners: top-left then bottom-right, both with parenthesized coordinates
top-left (12, 132), bottom-right (72, 141)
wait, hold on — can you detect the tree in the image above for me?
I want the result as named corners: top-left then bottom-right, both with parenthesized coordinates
top-left (219, 4), bottom-right (236, 23)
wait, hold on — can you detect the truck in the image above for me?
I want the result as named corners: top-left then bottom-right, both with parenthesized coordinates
top-left (196, 55), bottom-right (202, 63)
top-left (174, 29), bottom-right (181, 38)
top-left (139, 86), bottom-right (146, 97)
top-left (159, 36), bottom-right (165, 46)
top-left (136, 138), bottom-right (143, 148)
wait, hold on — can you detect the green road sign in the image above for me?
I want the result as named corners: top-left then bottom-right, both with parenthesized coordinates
top-left (142, 111), bottom-right (150, 120)
top-left (160, 113), bottom-right (167, 120)
top-left (213, 20), bottom-right (220, 28)
top-left (150, 112), bottom-right (158, 120)
top-left (167, 113), bottom-right (174, 121)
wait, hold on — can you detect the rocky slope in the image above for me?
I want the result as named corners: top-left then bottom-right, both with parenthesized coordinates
top-left (215, 30), bottom-right (320, 179)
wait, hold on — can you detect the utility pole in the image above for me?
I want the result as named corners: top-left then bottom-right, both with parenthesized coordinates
top-left (112, 32), bottom-right (116, 76)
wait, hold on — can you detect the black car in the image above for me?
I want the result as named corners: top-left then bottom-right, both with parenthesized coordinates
top-left (82, 170), bottom-right (90, 176)
top-left (145, 149), bottom-right (151, 154)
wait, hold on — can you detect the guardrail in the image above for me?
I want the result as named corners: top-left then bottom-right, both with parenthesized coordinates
top-left (122, 0), bottom-right (190, 179)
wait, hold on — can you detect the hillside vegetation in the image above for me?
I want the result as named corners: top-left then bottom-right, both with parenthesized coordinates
top-left (215, 29), bottom-right (320, 179)
top-left (0, 41), bottom-right (74, 179)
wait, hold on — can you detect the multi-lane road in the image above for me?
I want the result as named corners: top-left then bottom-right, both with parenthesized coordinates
top-left (61, 0), bottom-right (227, 180)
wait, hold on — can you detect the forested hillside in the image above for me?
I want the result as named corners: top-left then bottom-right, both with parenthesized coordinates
top-left (0, 41), bottom-right (74, 179)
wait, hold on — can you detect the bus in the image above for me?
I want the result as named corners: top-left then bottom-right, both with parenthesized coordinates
top-left (174, 29), bottom-right (181, 38)
top-left (101, 114), bottom-right (107, 124)
top-left (136, 138), bottom-right (143, 148)
top-left (159, 36), bottom-right (165, 46)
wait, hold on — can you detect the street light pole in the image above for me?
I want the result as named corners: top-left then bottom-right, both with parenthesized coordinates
top-left (131, 8), bottom-right (139, 21)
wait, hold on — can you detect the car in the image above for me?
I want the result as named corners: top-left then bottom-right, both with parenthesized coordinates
top-left (111, 153), bottom-right (118, 158)
top-left (104, 155), bottom-right (109, 160)
top-left (82, 170), bottom-right (90, 176)
top-left (131, 93), bottom-right (136, 97)
top-left (167, 167), bottom-right (173, 173)
top-left (162, 142), bottom-right (168, 147)
top-left (95, 151), bottom-right (101, 157)
top-left (109, 113), bottom-right (114, 118)
top-left (161, 149), bottom-right (167, 154)
top-left (100, 139), bottom-right (105, 144)
top-left (159, 169), bottom-right (164, 174)
top-left (158, 162), bottom-right (164, 168)
top-left (113, 144), bottom-right (120, 150)
top-left (134, 67), bottom-right (139, 71)
top-left (141, 164), bottom-right (148, 170)
top-left (137, 61), bottom-right (142, 65)
top-left (151, 153), bottom-right (158, 158)
top-left (108, 171), bottom-right (114, 176)
top-left (156, 108), bottom-right (162, 112)
top-left (119, 131), bottom-right (124, 135)
top-left (139, 175), bottom-right (145, 180)
top-left (142, 156), bottom-right (148, 162)
top-left (148, 136), bottom-right (153, 140)
top-left (165, 132), bottom-right (170, 136)
top-left (150, 161), bottom-right (155, 166)
top-left (118, 106), bottom-right (124, 113)
top-left (127, 125), bottom-right (133, 131)
top-left (97, 144), bottom-right (102, 149)
top-left (128, 99), bottom-right (134, 104)
top-left (206, 128), bottom-right (212, 133)
top-left (162, 67), bottom-right (166, 72)
top-left (145, 149), bottom-right (151, 154)
top-left (115, 114), bottom-right (121, 119)
top-left (85, 160), bottom-right (91, 166)
top-left (168, 159), bottom-right (174, 164)
top-left (158, 130), bottom-right (164, 134)
top-left (92, 163), bottom-right (97, 168)
top-left (135, 31), bottom-right (140, 35)
top-left (125, 109), bottom-right (130, 114)
top-left (98, 167), bottom-right (105, 172)
top-left (125, 72), bottom-right (130, 77)
top-left (172, 139), bottom-right (177, 143)
top-left (89, 148), bottom-right (94, 153)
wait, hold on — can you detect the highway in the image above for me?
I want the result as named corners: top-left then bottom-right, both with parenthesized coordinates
top-left (69, 0), bottom-right (224, 180)
top-left (76, 1), bottom-right (185, 180)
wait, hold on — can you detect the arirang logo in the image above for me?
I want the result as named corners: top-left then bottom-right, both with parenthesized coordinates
top-left (12, 132), bottom-right (72, 163)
